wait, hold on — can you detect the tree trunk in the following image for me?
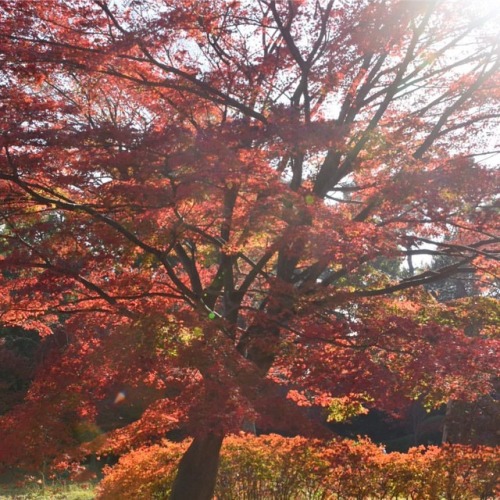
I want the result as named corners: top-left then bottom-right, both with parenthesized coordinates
top-left (169, 432), bottom-right (224, 500)
top-left (442, 400), bottom-right (453, 444)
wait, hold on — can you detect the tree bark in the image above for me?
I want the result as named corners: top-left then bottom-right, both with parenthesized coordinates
top-left (441, 400), bottom-right (453, 444)
top-left (169, 432), bottom-right (224, 500)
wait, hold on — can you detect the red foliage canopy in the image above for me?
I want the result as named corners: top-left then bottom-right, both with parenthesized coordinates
top-left (0, 0), bottom-right (498, 497)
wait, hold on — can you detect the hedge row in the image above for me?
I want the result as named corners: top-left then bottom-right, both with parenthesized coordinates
top-left (97, 434), bottom-right (499, 499)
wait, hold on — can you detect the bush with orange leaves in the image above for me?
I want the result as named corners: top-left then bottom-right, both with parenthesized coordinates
top-left (96, 434), bottom-right (499, 499)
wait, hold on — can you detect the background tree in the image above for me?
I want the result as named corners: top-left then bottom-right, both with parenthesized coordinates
top-left (0, 1), bottom-right (499, 498)
top-left (424, 248), bottom-right (500, 446)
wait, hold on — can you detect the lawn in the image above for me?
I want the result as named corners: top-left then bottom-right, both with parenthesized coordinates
top-left (0, 482), bottom-right (95, 499)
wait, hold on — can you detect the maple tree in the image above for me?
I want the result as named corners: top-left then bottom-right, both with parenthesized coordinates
top-left (0, 1), bottom-right (499, 498)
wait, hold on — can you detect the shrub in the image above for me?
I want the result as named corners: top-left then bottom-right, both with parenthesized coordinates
top-left (216, 435), bottom-right (331, 500)
top-left (96, 435), bottom-right (499, 499)
top-left (96, 442), bottom-right (187, 500)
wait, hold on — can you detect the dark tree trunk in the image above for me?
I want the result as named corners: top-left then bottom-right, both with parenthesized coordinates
top-left (169, 432), bottom-right (224, 500)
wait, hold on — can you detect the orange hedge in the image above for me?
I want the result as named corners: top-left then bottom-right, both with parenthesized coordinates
top-left (97, 435), bottom-right (499, 499)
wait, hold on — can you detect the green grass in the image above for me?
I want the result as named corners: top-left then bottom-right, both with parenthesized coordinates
top-left (0, 481), bottom-right (96, 499)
